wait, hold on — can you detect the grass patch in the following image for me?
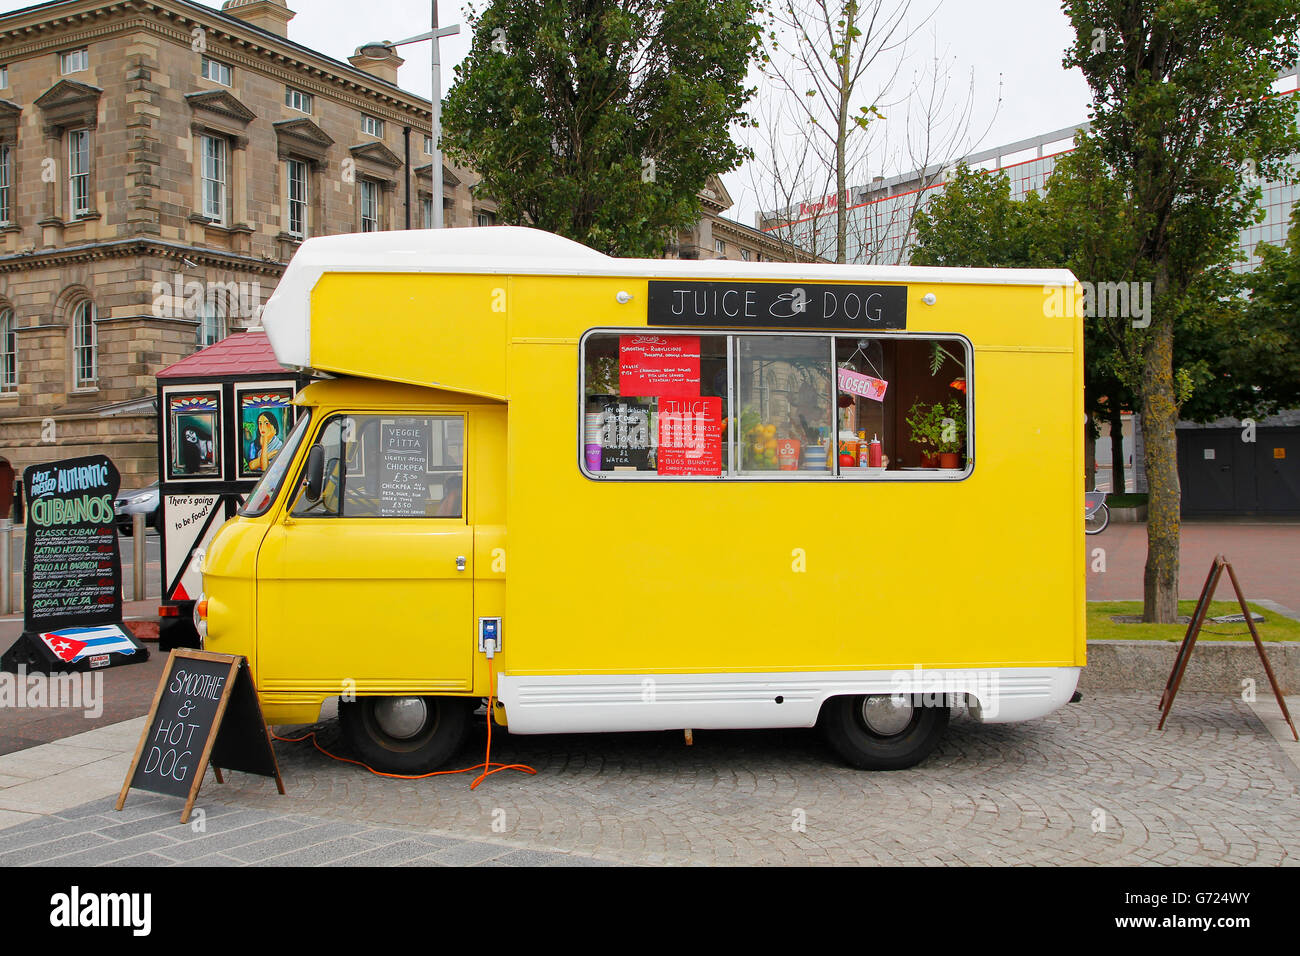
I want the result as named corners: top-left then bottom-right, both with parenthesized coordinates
top-left (1088, 600), bottom-right (1300, 642)
top-left (1105, 493), bottom-right (1148, 509)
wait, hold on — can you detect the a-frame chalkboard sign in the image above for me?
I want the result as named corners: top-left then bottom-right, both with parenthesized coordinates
top-left (1157, 554), bottom-right (1298, 741)
top-left (116, 649), bottom-right (285, 823)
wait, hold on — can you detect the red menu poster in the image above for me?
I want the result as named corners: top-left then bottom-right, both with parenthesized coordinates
top-left (619, 335), bottom-right (701, 398)
top-left (657, 397), bottom-right (722, 476)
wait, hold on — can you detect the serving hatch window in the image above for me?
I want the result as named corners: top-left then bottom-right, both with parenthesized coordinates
top-left (581, 330), bottom-right (971, 479)
top-left (291, 413), bottom-right (464, 518)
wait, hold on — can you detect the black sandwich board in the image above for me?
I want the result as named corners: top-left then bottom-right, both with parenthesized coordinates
top-left (1, 455), bottom-right (148, 674)
top-left (116, 649), bottom-right (285, 823)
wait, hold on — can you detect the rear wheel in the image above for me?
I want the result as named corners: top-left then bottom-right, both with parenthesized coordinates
top-left (1085, 502), bottom-right (1109, 535)
top-left (339, 695), bottom-right (471, 774)
top-left (820, 694), bottom-right (950, 770)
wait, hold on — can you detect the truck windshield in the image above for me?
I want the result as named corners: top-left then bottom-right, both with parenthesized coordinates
top-left (240, 411), bottom-right (311, 517)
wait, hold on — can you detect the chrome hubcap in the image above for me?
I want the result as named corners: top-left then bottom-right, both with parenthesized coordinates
top-left (372, 697), bottom-right (429, 739)
top-left (861, 694), bottom-right (914, 736)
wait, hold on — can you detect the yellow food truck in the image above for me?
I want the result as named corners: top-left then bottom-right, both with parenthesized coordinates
top-left (196, 227), bottom-right (1084, 772)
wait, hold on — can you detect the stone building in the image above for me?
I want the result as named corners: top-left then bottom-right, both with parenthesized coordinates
top-left (0, 0), bottom-right (813, 487)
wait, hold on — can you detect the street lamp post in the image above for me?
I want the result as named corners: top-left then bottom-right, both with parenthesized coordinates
top-left (360, 2), bottom-right (460, 228)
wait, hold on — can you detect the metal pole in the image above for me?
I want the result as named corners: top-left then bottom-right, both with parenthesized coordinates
top-left (431, 0), bottom-right (444, 229)
top-left (0, 516), bottom-right (11, 614)
top-left (132, 513), bottom-right (146, 601)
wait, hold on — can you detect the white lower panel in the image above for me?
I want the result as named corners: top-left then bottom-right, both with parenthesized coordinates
top-left (496, 667), bottom-right (1081, 734)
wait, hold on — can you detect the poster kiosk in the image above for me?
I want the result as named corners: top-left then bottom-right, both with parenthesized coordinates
top-left (155, 331), bottom-right (306, 649)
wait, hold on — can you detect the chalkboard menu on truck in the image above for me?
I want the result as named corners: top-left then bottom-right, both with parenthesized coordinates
top-left (117, 649), bottom-right (284, 823)
top-left (379, 418), bottom-right (430, 516)
top-left (22, 455), bottom-right (122, 633)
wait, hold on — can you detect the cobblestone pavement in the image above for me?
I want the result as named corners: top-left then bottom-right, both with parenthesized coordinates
top-left (4, 691), bottom-right (1297, 866)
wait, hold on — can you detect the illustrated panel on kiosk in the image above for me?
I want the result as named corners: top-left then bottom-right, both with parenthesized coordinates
top-left (165, 389), bottom-right (222, 480)
top-left (236, 383), bottom-right (297, 478)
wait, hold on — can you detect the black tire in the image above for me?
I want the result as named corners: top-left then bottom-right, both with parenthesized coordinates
top-left (339, 695), bottom-right (472, 774)
top-left (820, 694), bottom-right (950, 770)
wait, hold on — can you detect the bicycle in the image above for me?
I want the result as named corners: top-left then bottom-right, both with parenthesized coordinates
top-left (1084, 491), bottom-right (1109, 535)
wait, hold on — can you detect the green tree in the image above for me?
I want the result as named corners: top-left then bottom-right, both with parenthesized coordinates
top-left (441, 0), bottom-right (761, 257)
top-left (1062, 0), bottom-right (1300, 622)
top-left (911, 158), bottom-right (1136, 491)
top-left (1187, 222), bottom-right (1300, 420)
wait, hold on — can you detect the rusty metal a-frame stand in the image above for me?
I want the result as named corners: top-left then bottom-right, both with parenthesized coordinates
top-left (1157, 555), bottom-right (1298, 740)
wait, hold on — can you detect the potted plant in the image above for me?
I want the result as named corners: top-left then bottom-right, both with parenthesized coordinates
top-left (905, 400), bottom-right (942, 467)
top-left (906, 398), bottom-right (966, 468)
top-left (935, 398), bottom-right (966, 468)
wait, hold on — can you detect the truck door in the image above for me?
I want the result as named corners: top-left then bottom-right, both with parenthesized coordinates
top-left (255, 412), bottom-right (474, 696)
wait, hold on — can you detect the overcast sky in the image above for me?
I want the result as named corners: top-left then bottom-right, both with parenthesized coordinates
top-left (3, 0), bottom-right (1095, 224)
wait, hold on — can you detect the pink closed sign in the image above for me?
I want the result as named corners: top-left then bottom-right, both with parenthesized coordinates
top-left (837, 367), bottom-right (888, 402)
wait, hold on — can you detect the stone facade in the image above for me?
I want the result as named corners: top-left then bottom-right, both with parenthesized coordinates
top-left (0, 0), bottom-right (812, 488)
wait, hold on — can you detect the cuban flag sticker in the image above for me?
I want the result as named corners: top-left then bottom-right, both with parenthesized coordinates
top-left (40, 625), bottom-right (139, 664)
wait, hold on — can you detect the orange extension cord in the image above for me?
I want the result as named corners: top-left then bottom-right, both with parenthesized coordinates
top-left (271, 656), bottom-right (536, 789)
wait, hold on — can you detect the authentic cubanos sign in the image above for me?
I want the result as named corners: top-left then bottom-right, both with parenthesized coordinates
top-left (0, 454), bottom-right (148, 674)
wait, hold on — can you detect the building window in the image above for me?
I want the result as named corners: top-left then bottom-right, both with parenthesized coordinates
top-left (476, 211), bottom-right (496, 227)
top-left (200, 57), bottom-right (232, 86)
top-left (285, 87), bottom-right (313, 113)
top-left (361, 114), bottom-right (384, 138)
top-left (361, 180), bottom-right (380, 232)
top-left (714, 239), bottom-right (725, 256)
top-left (286, 159), bottom-right (308, 239)
top-left (740, 248), bottom-right (751, 261)
top-left (0, 145), bottom-right (11, 225)
top-left (423, 134), bottom-right (433, 155)
top-left (60, 49), bottom-right (88, 75)
top-left (68, 129), bottom-right (91, 219)
top-left (0, 66), bottom-right (8, 88)
top-left (72, 299), bottom-right (96, 388)
top-left (0, 308), bottom-right (15, 393)
top-left (197, 299), bottom-right (225, 348)
top-left (201, 135), bottom-right (228, 225)
top-left (421, 197), bottom-right (434, 229)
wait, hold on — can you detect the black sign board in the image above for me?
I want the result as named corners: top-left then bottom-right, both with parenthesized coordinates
top-left (116, 650), bottom-right (284, 823)
top-left (596, 398), bottom-right (651, 470)
top-left (22, 455), bottom-right (122, 633)
top-left (647, 280), bottom-right (907, 331)
top-left (379, 419), bottom-right (430, 516)
top-left (1, 455), bottom-right (149, 675)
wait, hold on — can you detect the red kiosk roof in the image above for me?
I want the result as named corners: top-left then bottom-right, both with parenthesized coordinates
top-left (156, 330), bottom-right (286, 379)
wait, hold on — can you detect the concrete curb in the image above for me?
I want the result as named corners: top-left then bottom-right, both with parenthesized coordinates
top-left (1082, 640), bottom-right (1300, 693)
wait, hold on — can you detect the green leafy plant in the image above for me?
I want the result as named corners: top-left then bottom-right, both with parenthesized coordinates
top-left (906, 398), bottom-right (966, 456)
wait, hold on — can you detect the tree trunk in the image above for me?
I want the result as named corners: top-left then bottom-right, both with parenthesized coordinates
top-left (1109, 403), bottom-right (1126, 495)
top-left (1141, 309), bottom-right (1180, 623)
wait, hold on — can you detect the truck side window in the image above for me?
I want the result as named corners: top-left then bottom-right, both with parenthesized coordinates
top-left (291, 413), bottom-right (465, 518)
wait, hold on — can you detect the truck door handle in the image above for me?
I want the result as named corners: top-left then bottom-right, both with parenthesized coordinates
top-left (456, 555), bottom-right (466, 572)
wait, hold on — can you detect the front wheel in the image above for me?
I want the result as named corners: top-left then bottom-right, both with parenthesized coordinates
top-left (339, 695), bottom-right (472, 774)
top-left (820, 694), bottom-right (950, 770)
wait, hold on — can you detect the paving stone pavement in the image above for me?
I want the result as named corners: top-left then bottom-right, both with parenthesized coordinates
top-left (2, 691), bottom-right (1296, 866)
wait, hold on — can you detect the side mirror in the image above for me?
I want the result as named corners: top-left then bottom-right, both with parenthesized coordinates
top-left (303, 444), bottom-right (325, 502)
